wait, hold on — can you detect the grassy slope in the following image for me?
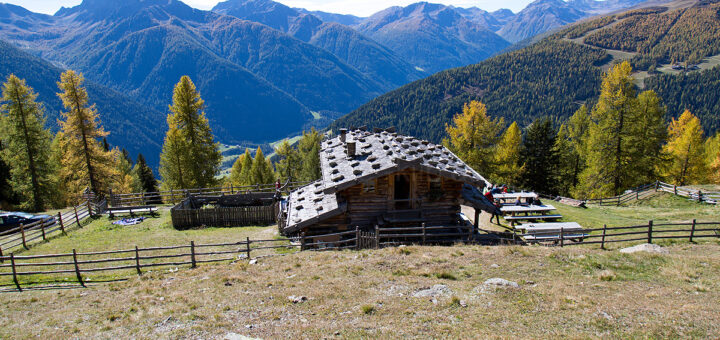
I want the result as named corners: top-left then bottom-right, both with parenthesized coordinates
top-left (0, 243), bottom-right (718, 338)
top-left (0, 195), bottom-right (719, 338)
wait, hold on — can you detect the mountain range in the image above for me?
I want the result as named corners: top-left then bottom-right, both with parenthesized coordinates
top-left (332, 0), bottom-right (720, 143)
top-left (0, 0), bottom-right (656, 168)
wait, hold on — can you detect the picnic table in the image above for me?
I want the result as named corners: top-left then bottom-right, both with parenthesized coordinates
top-left (516, 222), bottom-right (586, 242)
top-left (501, 204), bottom-right (559, 226)
top-left (107, 205), bottom-right (158, 219)
top-left (493, 192), bottom-right (538, 203)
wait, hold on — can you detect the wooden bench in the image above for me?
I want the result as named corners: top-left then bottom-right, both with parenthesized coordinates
top-left (107, 206), bottom-right (158, 219)
top-left (516, 222), bottom-right (586, 243)
top-left (504, 214), bottom-right (563, 226)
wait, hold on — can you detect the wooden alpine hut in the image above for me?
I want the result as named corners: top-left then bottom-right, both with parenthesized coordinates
top-left (280, 128), bottom-right (497, 247)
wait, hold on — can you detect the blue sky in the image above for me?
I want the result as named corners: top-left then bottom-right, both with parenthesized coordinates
top-left (4, 0), bottom-right (534, 16)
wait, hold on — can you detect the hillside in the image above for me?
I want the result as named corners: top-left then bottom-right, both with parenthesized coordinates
top-left (0, 39), bottom-right (164, 167)
top-left (333, 0), bottom-right (720, 141)
top-left (0, 0), bottom-right (387, 145)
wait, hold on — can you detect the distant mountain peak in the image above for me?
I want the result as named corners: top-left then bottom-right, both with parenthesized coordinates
top-left (55, 0), bottom-right (189, 20)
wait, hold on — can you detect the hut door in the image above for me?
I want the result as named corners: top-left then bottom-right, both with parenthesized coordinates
top-left (394, 174), bottom-right (411, 210)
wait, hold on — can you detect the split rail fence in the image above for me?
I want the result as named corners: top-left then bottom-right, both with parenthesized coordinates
top-left (514, 220), bottom-right (720, 248)
top-left (584, 181), bottom-right (720, 206)
top-left (0, 200), bottom-right (105, 255)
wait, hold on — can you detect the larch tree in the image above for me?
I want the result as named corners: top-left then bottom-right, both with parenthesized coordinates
top-left (228, 152), bottom-right (246, 187)
top-left (555, 105), bottom-right (590, 197)
top-left (578, 62), bottom-right (640, 198)
top-left (492, 122), bottom-right (524, 187)
top-left (275, 139), bottom-right (301, 182)
top-left (159, 76), bottom-right (221, 189)
top-left (250, 147), bottom-right (275, 185)
top-left (627, 90), bottom-right (667, 185)
top-left (661, 110), bottom-right (707, 185)
top-left (520, 117), bottom-right (559, 195)
top-left (0, 75), bottom-right (55, 211)
top-left (113, 147), bottom-right (136, 194)
top-left (443, 101), bottom-right (504, 177)
top-left (705, 132), bottom-right (720, 184)
top-left (56, 70), bottom-right (115, 198)
top-left (236, 148), bottom-right (254, 186)
top-left (298, 129), bottom-right (322, 182)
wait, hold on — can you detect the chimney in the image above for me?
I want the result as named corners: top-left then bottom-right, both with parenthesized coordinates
top-left (339, 128), bottom-right (348, 143)
top-left (346, 141), bottom-right (356, 158)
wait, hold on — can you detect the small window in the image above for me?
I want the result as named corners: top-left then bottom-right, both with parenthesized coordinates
top-left (363, 179), bottom-right (376, 193)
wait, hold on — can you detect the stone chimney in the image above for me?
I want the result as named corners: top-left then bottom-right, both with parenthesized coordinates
top-left (339, 128), bottom-right (348, 143)
top-left (346, 141), bottom-right (356, 158)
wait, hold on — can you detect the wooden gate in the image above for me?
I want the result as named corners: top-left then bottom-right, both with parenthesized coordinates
top-left (358, 229), bottom-right (378, 249)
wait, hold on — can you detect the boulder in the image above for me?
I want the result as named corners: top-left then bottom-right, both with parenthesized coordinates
top-left (483, 278), bottom-right (519, 288)
top-left (412, 284), bottom-right (452, 297)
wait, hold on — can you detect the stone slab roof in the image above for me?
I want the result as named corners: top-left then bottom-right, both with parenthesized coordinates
top-left (284, 129), bottom-right (491, 233)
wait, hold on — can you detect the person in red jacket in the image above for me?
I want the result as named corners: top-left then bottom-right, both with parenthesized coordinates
top-left (484, 185), bottom-right (501, 224)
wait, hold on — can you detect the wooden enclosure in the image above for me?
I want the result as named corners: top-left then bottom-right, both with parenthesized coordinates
top-left (171, 194), bottom-right (279, 229)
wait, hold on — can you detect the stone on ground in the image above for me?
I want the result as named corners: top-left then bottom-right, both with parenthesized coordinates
top-left (619, 243), bottom-right (669, 254)
top-left (412, 284), bottom-right (452, 297)
top-left (483, 278), bottom-right (519, 288)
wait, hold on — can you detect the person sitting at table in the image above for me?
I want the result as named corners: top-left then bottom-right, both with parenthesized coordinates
top-left (531, 197), bottom-right (543, 206)
top-left (491, 186), bottom-right (502, 194)
top-left (502, 185), bottom-right (509, 193)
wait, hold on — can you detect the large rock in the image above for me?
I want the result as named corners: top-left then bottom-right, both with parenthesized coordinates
top-left (483, 278), bottom-right (519, 288)
top-left (412, 284), bottom-right (452, 297)
top-left (619, 244), bottom-right (668, 254)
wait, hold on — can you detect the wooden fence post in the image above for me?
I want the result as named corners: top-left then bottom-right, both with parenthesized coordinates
top-left (141, 192), bottom-right (146, 206)
top-left (648, 220), bottom-right (653, 244)
top-left (698, 190), bottom-right (703, 202)
top-left (246, 237), bottom-right (251, 260)
top-left (422, 223), bottom-right (426, 245)
top-left (560, 227), bottom-right (565, 247)
top-left (355, 227), bottom-right (360, 250)
top-left (655, 181), bottom-right (659, 191)
top-left (73, 249), bottom-right (85, 288)
top-left (41, 221), bottom-right (46, 241)
top-left (673, 185), bottom-right (677, 195)
top-left (57, 212), bottom-right (66, 235)
top-left (74, 206), bottom-right (80, 226)
top-left (190, 241), bottom-right (196, 268)
top-left (601, 224), bottom-right (607, 250)
top-left (20, 224), bottom-right (28, 250)
top-left (10, 253), bottom-right (21, 291)
top-left (374, 225), bottom-right (379, 249)
top-left (86, 199), bottom-right (93, 216)
top-left (230, 185), bottom-right (234, 194)
top-left (690, 219), bottom-right (696, 243)
top-left (300, 232), bottom-right (306, 251)
top-left (135, 246), bottom-right (142, 275)
top-left (636, 190), bottom-right (639, 200)
top-left (0, 246), bottom-right (3, 263)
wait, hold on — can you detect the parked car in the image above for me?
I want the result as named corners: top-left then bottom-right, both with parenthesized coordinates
top-left (0, 212), bottom-right (54, 233)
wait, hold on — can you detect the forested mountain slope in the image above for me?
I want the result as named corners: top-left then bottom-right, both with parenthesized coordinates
top-left (0, 39), bottom-right (163, 167)
top-left (333, 0), bottom-right (720, 142)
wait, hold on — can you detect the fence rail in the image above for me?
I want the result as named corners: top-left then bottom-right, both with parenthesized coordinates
top-left (107, 182), bottom-right (312, 207)
top-left (0, 200), bottom-right (100, 255)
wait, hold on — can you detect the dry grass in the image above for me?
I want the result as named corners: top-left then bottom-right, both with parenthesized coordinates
top-left (1, 242), bottom-right (719, 338)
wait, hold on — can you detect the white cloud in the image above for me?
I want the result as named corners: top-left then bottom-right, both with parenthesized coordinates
top-left (5, 0), bottom-right (532, 16)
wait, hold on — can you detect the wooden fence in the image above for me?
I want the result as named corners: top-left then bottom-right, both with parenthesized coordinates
top-left (108, 182), bottom-right (312, 207)
top-left (514, 220), bottom-right (720, 248)
top-left (170, 197), bottom-right (279, 229)
top-left (0, 199), bottom-right (104, 255)
top-left (300, 224), bottom-right (475, 250)
top-left (584, 181), bottom-right (720, 206)
top-left (0, 237), bottom-right (299, 291)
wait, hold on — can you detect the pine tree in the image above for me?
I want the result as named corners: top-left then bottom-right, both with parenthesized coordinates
top-left (298, 129), bottom-right (322, 182)
top-left (0, 75), bottom-right (54, 211)
top-left (56, 70), bottom-right (116, 198)
top-left (705, 133), bottom-right (720, 184)
top-left (520, 117), bottom-right (559, 194)
top-left (492, 122), bottom-right (524, 187)
top-left (159, 76), bottom-right (221, 189)
top-left (578, 62), bottom-right (640, 197)
top-left (134, 154), bottom-right (158, 193)
top-left (443, 100), bottom-right (504, 177)
top-left (661, 110), bottom-right (707, 185)
top-left (556, 105), bottom-right (590, 197)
